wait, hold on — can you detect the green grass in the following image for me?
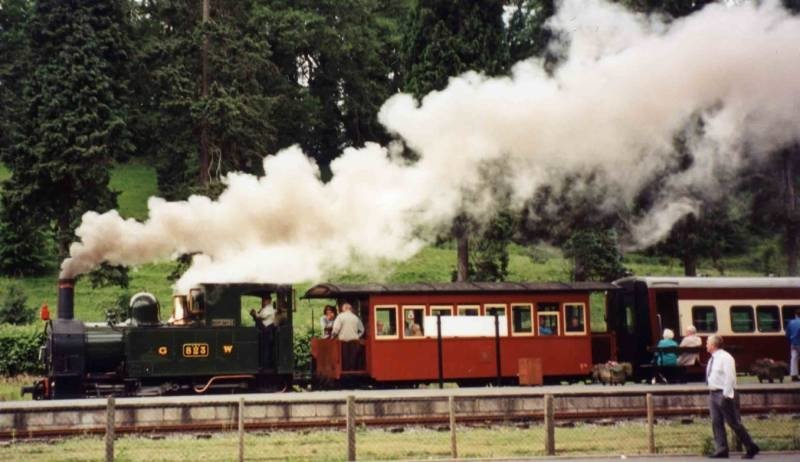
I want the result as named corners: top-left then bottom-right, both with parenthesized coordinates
top-left (109, 162), bottom-right (159, 221)
top-left (0, 164), bottom-right (10, 184)
top-left (2, 416), bottom-right (797, 461)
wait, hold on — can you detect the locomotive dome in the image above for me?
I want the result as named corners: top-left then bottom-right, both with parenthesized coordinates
top-left (129, 292), bottom-right (160, 326)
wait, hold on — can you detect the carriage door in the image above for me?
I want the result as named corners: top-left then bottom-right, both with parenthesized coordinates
top-left (655, 291), bottom-right (679, 339)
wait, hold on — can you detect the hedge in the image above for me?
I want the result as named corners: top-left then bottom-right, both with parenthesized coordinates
top-left (0, 323), bottom-right (45, 375)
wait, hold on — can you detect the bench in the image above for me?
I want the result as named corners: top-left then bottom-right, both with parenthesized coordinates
top-left (644, 346), bottom-right (705, 384)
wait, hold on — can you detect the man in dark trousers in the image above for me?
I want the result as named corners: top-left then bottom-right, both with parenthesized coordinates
top-left (787, 308), bottom-right (800, 382)
top-left (706, 335), bottom-right (759, 459)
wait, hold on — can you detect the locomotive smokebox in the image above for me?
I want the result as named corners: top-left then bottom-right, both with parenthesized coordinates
top-left (57, 278), bottom-right (75, 320)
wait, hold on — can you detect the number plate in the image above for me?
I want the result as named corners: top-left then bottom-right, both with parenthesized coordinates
top-left (182, 343), bottom-right (209, 358)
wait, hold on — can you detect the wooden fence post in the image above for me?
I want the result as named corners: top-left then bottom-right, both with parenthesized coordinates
top-left (238, 397), bottom-right (245, 462)
top-left (449, 395), bottom-right (458, 459)
top-left (347, 395), bottom-right (356, 461)
top-left (105, 396), bottom-right (115, 462)
top-left (646, 393), bottom-right (655, 454)
top-left (544, 394), bottom-right (555, 456)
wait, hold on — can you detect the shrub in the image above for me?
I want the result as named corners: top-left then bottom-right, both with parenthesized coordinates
top-left (0, 323), bottom-right (45, 375)
top-left (293, 329), bottom-right (313, 373)
top-left (0, 282), bottom-right (34, 325)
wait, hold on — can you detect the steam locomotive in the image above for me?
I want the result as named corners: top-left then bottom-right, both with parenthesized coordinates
top-left (25, 279), bottom-right (294, 399)
top-left (25, 276), bottom-right (800, 399)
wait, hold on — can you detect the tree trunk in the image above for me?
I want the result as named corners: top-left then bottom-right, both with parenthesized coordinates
top-left (682, 214), bottom-right (698, 276)
top-left (199, 0), bottom-right (210, 186)
top-left (784, 147), bottom-right (798, 276)
top-left (454, 215), bottom-right (469, 282)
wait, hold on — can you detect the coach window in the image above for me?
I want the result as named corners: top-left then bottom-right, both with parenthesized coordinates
top-left (430, 305), bottom-right (453, 317)
top-left (537, 303), bottom-right (560, 336)
top-left (458, 305), bottom-right (480, 316)
top-left (730, 306), bottom-right (754, 333)
top-left (564, 303), bottom-right (586, 334)
top-left (783, 305), bottom-right (800, 331)
top-left (402, 306), bottom-right (425, 338)
top-left (485, 304), bottom-right (507, 317)
top-left (756, 305), bottom-right (780, 333)
top-left (375, 306), bottom-right (398, 338)
top-left (692, 306), bottom-right (718, 333)
top-left (511, 304), bottom-right (533, 335)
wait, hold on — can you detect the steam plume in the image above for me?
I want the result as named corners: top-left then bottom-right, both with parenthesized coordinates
top-left (62, 0), bottom-right (800, 291)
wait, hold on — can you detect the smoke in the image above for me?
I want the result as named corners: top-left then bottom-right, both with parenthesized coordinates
top-left (62, 0), bottom-right (800, 290)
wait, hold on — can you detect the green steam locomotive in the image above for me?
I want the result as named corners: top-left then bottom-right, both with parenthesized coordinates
top-left (25, 279), bottom-right (294, 399)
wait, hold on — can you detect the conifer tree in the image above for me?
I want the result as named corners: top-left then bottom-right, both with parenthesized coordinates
top-left (402, 0), bottom-right (509, 281)
top-left (0, 0), bottom-right (133, 268)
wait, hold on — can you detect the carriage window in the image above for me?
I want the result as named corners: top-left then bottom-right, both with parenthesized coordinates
top-left (430, 305), bottom-right (453, 316)
top-left (756, 305), bottom-right (780, 333)
top-left (458, 305), bottom-right (480, 316)
top-left (511, 304), bottom-right (533, 335)
top-left (782, 305), bottom-right (800, 330)
top-left (729, 306), bottom-right (754, 333)
top-left (485, 304), bottom-right (507, 317)
top-left (402, 306), bottom-right (425, 338)
top-left (375, 306), bottom-right (398, 338)
top-left (537, 302), bottom-right (559, 312)
top-left (538, 312), bottom-right (559, 336)
top-left (564, 303), bottom-right (586, 334)
top-left (692, 306), bottom-right (718, 333)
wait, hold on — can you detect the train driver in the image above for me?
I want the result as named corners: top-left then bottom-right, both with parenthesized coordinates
top-left (250, 296), bottom-right (277, 369)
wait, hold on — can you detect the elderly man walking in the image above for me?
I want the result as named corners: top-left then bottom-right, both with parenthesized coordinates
top-left (706, 335), bottom-right (759, 459)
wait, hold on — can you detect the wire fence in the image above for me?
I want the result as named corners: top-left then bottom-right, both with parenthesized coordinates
top-left (3, 393), bottom-right (800, 461)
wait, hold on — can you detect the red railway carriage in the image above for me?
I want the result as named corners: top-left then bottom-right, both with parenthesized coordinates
top-left (306, 281), bottom-right (614, 385)
top-left (609, 277), bottom-right (800, 378)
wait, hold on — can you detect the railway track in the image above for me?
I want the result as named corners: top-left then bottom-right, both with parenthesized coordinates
top-left (6, 404), bottom-right (800, 440)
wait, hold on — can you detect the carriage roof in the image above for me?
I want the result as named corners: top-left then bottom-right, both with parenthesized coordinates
top-left (613, 276), bottom-right (800, 289)
top-left (303, 281), bottom-right (616, 298)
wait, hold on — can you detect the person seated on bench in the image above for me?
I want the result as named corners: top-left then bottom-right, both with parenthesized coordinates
top-left (678, 325), bottom-right (702, 366)
top-left (651, 328), bottom-right (678, 383)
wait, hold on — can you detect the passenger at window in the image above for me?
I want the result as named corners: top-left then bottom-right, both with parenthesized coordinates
top-left (539, 324), bottom-right (553, 335)
top-left (569, 316), bottom-right (581, 331)
top-left (319, 305), bottom-right (337, 339)
top-left (654, 328), bottom-right (678, 366)
top-left (404, 311), bottom-right (422, 337)
top-left (677, 325), bottom-right (702, 366)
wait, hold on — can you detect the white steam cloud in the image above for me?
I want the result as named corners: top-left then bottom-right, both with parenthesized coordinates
top-left (62, 0), bottom-right (800, 291)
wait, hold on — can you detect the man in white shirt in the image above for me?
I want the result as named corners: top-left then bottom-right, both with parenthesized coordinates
top-left (332, 303), bottom-right (365, 370)
top-left (706, 335), bottom-right (759, 459)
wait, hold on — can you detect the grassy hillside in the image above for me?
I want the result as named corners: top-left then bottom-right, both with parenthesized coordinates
top-left (0, 161), bottom-right (771, 331)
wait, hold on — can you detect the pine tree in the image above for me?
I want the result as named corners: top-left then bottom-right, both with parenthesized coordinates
top-left (0, 0), bottom-right (133, 270)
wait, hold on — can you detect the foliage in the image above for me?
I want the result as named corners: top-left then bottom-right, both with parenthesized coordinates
top-left (455, 209), bottom-right (516, 282)
top-left (563, 229), bottom-right (628, 282)
top-left (402, 0), bottom-right (508, 99)
top-left (506, 0), bottom-right (556, 64)
top-left (0, 323), bottom-right (44, 375)
top-left (87, 263), bottom-right (130, 290)
top-left (293, 328), bottom-right (314, 373)
top-left (0, 282), bottom-right (34, 325)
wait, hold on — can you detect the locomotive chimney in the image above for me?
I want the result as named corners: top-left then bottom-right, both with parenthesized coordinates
top-left (57, 278), bottom-right (75, 320)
